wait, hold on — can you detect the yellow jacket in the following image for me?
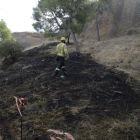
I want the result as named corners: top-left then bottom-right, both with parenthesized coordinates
top-left (56, 43), bottom-right (69, 60)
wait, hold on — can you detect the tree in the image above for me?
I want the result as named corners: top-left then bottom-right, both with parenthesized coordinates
top-left (88, 0), bottom-right (113, 41)
top-left (32, 0), bottom-right (91, 55)
top-left (32, 0), bottom-right (66, 33)
top-left (56, 0), bottom-right (92, 55)
top-left (0, 19), bottom-right (12, 41)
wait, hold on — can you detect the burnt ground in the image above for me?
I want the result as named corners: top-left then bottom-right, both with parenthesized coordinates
top-left (0, 42), bottom-right (140, 140)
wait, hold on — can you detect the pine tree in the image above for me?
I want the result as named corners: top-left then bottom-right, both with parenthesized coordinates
top-left (32, 0), bottom-right (91, 55)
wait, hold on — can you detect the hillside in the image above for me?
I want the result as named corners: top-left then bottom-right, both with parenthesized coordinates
top-left (12, 32), bottom-right (47, 48)
top-left (0, 0), bottom-right (140, 139)
top-left (81, 0), bottom-right (140, 39)
top-left (0, 42), bottom-right (140, 140)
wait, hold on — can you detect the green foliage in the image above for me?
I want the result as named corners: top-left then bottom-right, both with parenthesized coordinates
top-left (72, 23), bottom-right (83, 35)
top-left (48, 37), bottom-right (54, 41)
top-left (72, 5), bottom-right (90, 34)
top-left (32, 7), bottom-right (44, 32)
top-left (32, 0), bottom-right (66, 33)
top-left (32, 22), bottom-right (43, 32)
top-left (32, 0), bottom-right (113, 35)
top-left (0, 39), bottom-right (25, 62)
top-left (44, 26), bottom-right (56, 37)
top-left (32, 0), bottom-right (92, 36)
top-left (0, 19), bottom-right (13, 41)
top-left (32, 7), bottom-right (42, 21)
top-left (87, 0), bottom-right (113, 21)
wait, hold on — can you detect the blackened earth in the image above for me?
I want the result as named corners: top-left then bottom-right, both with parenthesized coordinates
top-left (0, 42), bottom-right (140, 140)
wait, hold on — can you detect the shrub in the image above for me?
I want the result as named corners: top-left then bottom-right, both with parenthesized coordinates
top-left (48, 37), bottom-right (54, 41)
top-left (0, 39), bottom-right (25, 62)
top-left (127, 28), bottom-right (139, 35)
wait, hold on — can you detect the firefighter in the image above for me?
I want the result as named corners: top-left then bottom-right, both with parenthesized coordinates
top-left (51, 37), bottom-right (69, 77)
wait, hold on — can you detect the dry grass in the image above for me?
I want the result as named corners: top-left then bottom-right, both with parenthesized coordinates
top-left (77, 35), bottom-right (140, 81)
top-left (116, 67), bottom-right (140, 82)
top-left (134, 41), bottom-right (140, 48)
top-left (24, 40), bottom-right (59, 52)
top-left (107, 113), bottom-right (140, 139)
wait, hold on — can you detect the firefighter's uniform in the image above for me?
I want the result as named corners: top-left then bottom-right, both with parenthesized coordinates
top-left (51, 37), bottom-right (69, 77)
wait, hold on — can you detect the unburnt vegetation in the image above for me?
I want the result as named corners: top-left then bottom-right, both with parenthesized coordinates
top-left (0, 42), bottom-right (140, 140)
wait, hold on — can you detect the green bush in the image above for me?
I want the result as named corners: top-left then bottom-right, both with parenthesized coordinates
top-left (48, 37), bottom-right (54, 41)
top-left (0, 39), bottom-right (25, 62)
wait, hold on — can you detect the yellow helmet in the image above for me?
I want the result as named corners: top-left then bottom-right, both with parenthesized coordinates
top-left (60, 37), bottom-right (66, 42)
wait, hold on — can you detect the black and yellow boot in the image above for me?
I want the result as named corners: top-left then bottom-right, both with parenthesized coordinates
top-left (51, 69), bottom-right (59, 77)
top-left (51, 67), bottom-right (60, 77)
top-left (62, 68), bottom-right (67, 75)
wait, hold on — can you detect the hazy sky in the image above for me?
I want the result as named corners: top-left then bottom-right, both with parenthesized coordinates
top-left (0, 0), bottom-right (39, 33)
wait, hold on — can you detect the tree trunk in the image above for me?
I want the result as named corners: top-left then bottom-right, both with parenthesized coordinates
top-left (67, 32), bottom-right (70, 44)
top-left (70, 29), bottom-right (80, 55)
top-left (69, 10), bottom-right (80, 55)
top-left (60, 30), bottom-right (63, 37)
top-left (96, 7), bottom-right (100, 41)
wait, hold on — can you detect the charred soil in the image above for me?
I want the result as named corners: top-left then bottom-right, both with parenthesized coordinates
top-left (0, 42), bottom-right (140, 140)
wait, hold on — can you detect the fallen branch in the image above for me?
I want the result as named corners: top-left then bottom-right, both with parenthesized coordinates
top-left (46, 129), bottom-right (75, 140)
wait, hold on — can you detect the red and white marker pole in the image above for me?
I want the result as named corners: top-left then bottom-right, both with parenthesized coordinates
top-left (20, 98), bottom-right (24, 140)
top-left (14, 96), bottom-right (25, 140)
